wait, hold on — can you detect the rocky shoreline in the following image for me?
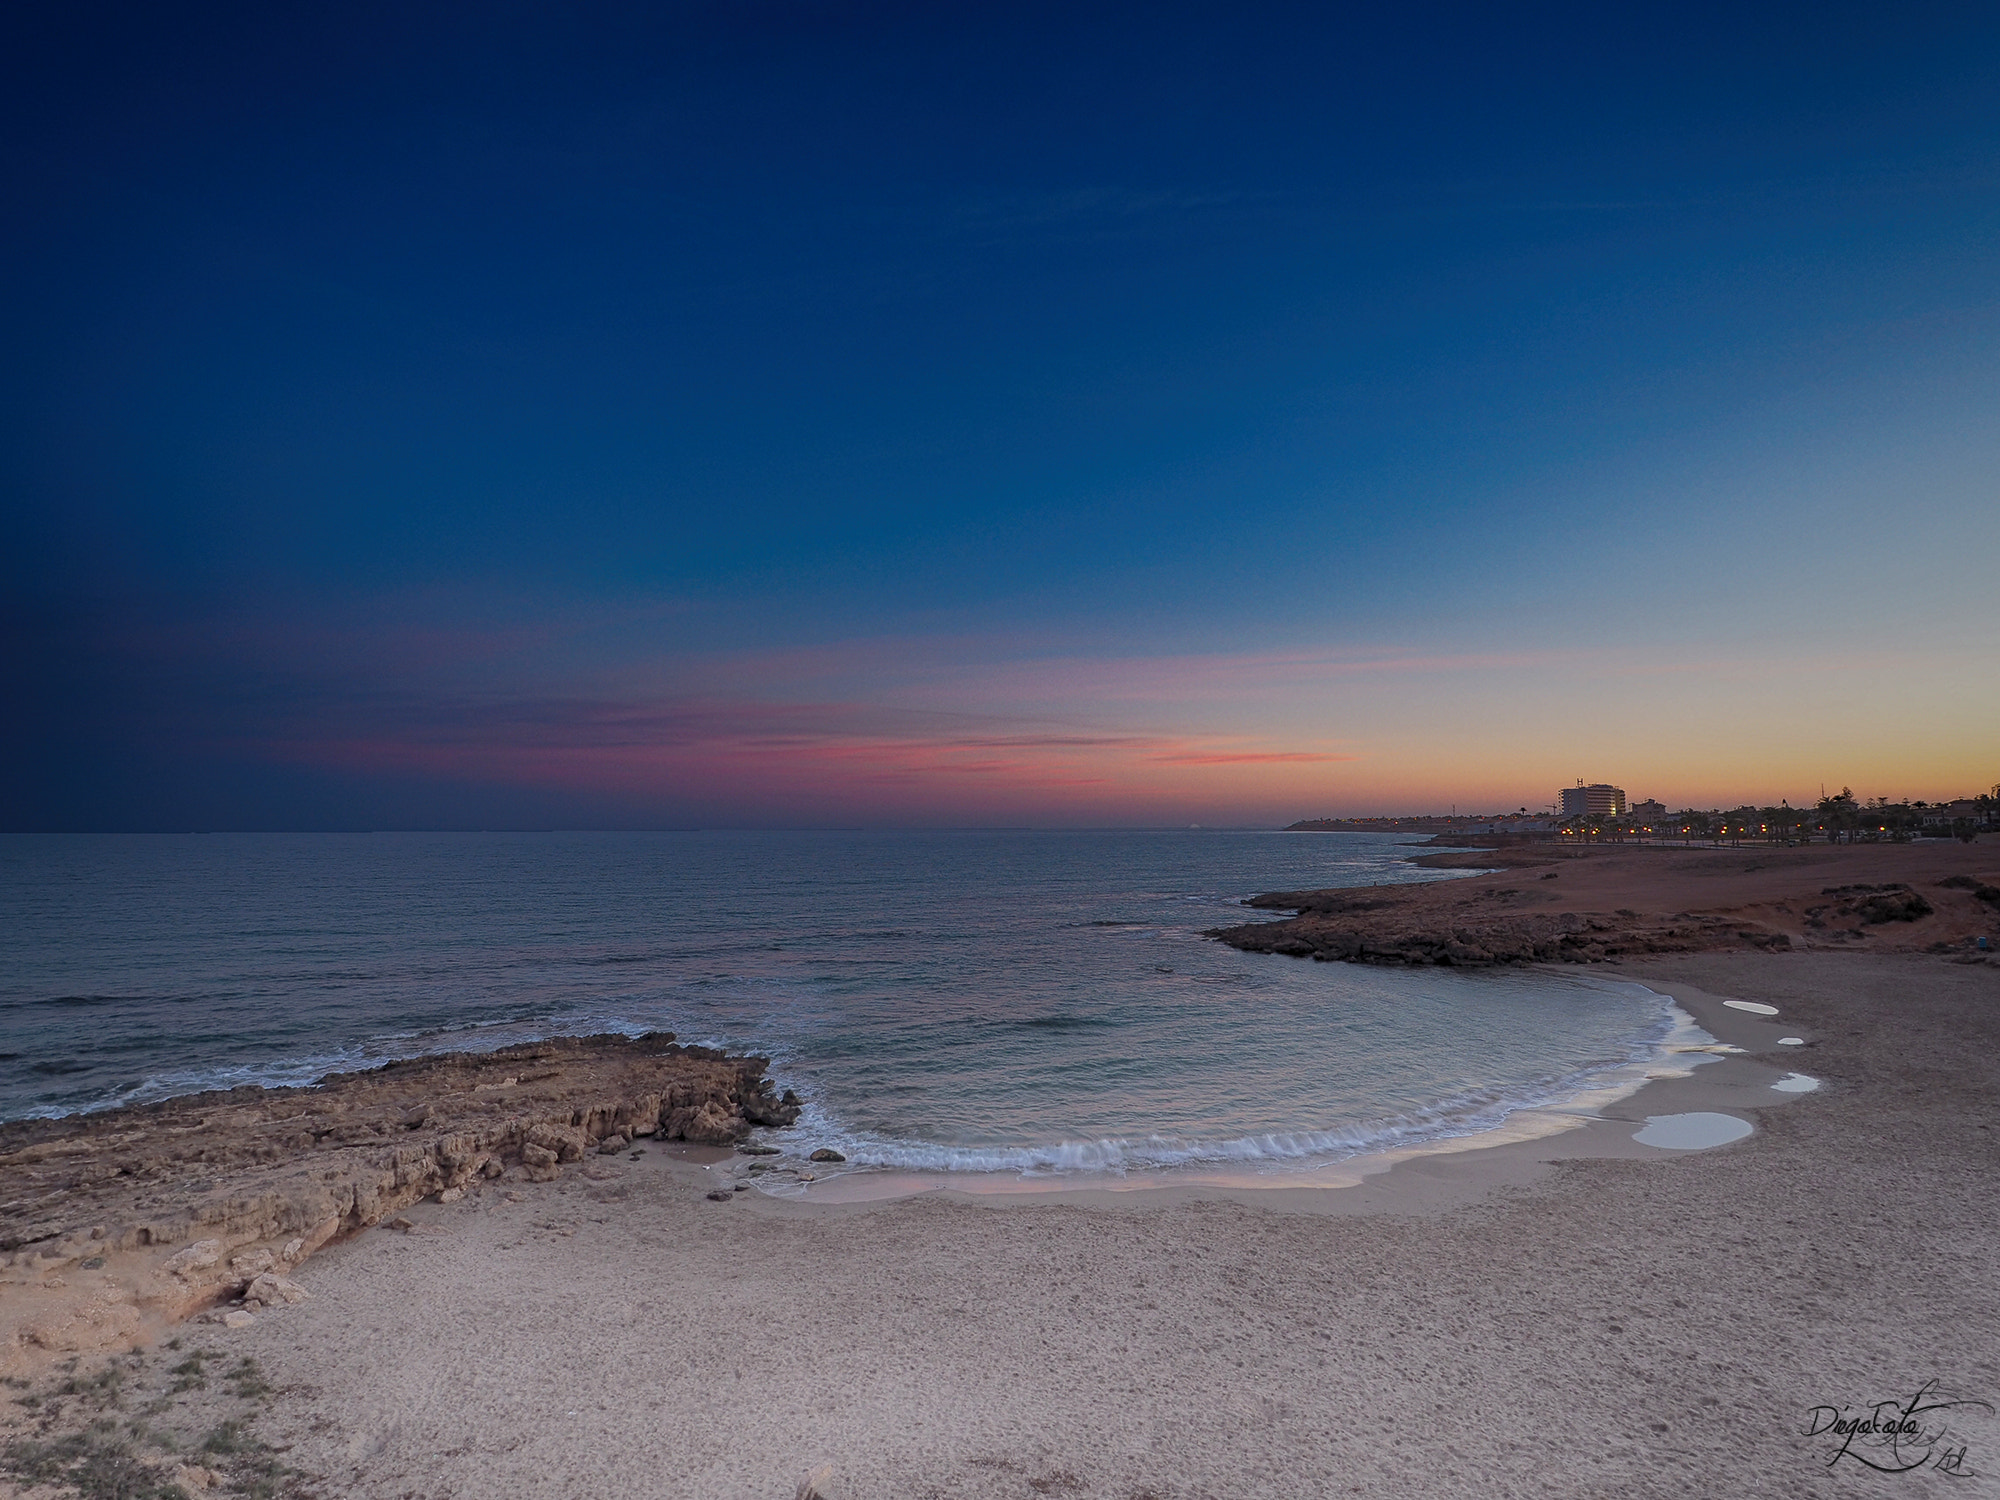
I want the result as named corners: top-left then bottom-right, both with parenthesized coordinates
top-left (1212, 885), bottom-right (1785, 965)
top-left (0, 1033), bottom-right (799, 1372)
top-left (1209, 839), bottom-right (1998, 968)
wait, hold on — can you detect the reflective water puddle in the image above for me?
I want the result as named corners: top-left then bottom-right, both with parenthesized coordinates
top-left (1633, 1112), bottom-right (1754, 1149)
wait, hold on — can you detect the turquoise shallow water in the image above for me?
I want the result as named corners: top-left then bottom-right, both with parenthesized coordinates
top-left (0, 830), bottom-right (1673, 1174)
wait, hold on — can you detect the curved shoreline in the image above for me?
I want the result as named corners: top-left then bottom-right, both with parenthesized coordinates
top-left (85, 947), bottom-right (1988, 1500)
top-left (6, 838), bottom-right (1990, 1378)
top-left (747, 975), bottom-right (1816, 1212)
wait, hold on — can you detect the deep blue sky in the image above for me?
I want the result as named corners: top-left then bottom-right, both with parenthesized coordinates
top-left (5, 2), bottom-right (1997, 828)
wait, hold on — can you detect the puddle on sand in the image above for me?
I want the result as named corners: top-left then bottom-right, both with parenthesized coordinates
top-left (1771, 1073), bottom-right (1820, 1093)
top-left (1777, 1036), bottom-right (1805, 1045)
top-left (1722, 1000), bottom-right (1780, 1016)
top-left (1633, 1112), bottom-right (1754, 1150)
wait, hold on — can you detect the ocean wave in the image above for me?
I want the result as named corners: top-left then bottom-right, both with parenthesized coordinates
top-left (809, 1100), bottom-right (1506, 1175)
top-left (4, 1014), bottom-right (678, 1120)
top-left (795, 1001), bottom-right (1683, 1179)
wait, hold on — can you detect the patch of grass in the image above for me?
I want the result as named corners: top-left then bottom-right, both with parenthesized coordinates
top-left (4, 1342), bottom-right (317, 1500)
top-left (1, 1425), bottom-right (183, 1500)
top-left (228, 1357), bottom-right (273, 1400)
top-left (55, 1365), bottom-right (126, 1409)
top-left (201, 1420), bottom-right (317, 1499)
top-left (169, 1350), bottom-right (211, 1393)
top-left (230, 1449), bottom-right (318, 1500)
top-left (122, 1418), bottom-right (176, 1452)
top-left (201, 1418), bottom-right (254, 1456)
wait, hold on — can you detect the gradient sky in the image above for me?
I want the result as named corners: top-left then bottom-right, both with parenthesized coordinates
top-left (4, 2), bottom-right (1997, 829)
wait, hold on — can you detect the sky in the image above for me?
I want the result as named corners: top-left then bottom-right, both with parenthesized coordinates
top-left (4, 1), bottom-right (1997, 830)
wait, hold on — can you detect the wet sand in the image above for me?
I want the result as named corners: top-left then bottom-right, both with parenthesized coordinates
top-left (122, 948), bottom-right (2000, 1500)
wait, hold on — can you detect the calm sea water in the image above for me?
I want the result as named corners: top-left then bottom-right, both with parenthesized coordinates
top-left (0, 830), bottom-right (1675, 1175)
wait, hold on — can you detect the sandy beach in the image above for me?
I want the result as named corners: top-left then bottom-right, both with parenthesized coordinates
top-left (5, 845), bottom-right (1999, 1499)
top-left (13, 4), bottom-right (1996, 1494)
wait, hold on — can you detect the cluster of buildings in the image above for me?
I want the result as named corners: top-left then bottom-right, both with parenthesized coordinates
top-left (1918, 798), bottom-right (1991, 828)
top-left (1291, 781), bottom-right (1994, 841)
top-left (1557, 783), bottom-right (1666, 822)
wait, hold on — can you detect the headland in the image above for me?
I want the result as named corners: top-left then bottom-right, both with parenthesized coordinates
top-left (1212, 836), bottom-right (1998, 966)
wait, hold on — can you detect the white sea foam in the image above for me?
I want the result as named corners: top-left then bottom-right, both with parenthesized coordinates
top-left (1722, 1000), bottom-right (1780, 1016)
top-left (781, 998), bottom-right (1688, 1178)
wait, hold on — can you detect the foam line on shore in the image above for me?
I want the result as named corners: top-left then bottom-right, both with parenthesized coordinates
top-left (773, 988), bottom-right (1701, 1184)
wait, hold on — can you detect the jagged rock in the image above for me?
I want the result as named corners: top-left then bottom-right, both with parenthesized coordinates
top-left (691, 1102), bottom-right (744, 1145)
top-left (221, 1309), bottom-right (255, 1329)
top-left (162, 1240), bottom-right (225, 1278)
top-left (1857, 891), bottom-right (1932, 924)
top-left (1213, 903), bottom-right (1773, 967)
top-left (242, 1272), bottom-right (308, 1308)
top-left (595, 1134), bottom-right (630, 1154)
top-left (524, 1123), bottom-right (588, 1163)
top-left (741, 1076), bottom-right (803, 1127)
top-left (0, 1032), bottom-right (803, 1375)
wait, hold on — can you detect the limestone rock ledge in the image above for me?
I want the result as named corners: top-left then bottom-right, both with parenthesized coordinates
top-left (1211, 890), bottom-right (1792, 966)
top-left (0, 1032), bottom-right (798, 1372)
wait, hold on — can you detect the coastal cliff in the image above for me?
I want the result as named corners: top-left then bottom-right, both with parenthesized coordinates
top-left (0, 1033), bottom-right (798, 1372)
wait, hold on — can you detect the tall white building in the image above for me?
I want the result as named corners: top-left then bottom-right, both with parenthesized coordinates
top-left (1559, 783), bottom-right (1627, 819)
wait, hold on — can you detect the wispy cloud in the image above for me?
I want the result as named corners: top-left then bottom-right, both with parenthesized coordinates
top-left (51, 592), bottom-right (1983, 823)
top-left (1152, 751), bottom-right (1356, 765)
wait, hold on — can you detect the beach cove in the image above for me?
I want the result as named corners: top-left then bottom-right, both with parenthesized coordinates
top-left (3, 841), bottom-right (1998, 1498)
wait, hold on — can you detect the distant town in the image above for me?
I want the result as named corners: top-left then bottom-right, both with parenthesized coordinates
top-left (1287, 781), bottom-right (2000, 844)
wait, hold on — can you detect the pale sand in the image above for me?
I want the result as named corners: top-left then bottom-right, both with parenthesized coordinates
top-left (157, 951), bottom-right (1999, 1500)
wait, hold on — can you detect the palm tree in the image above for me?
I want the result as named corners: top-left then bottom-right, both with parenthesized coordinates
top-left (1817, 787), bottom-right (1858, 844)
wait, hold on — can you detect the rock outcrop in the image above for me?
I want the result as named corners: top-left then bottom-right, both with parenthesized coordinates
top-left (1814, 884), bottom-right (1934, 924)
top-left (1211, 840), bottom-right (1999, 969)
top-left (0, 1032), bottom-right (800, 1371)
top-left (1211, 888), bottom-right (1788, 967)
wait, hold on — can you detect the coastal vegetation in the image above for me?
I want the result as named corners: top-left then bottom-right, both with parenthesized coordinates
top-left (1566, 786), bottom-right (1997, 846)
top-left (1290, 783), bottom-right (1997, 847)
top-left (1, 1346), bottom-right (311, 1500)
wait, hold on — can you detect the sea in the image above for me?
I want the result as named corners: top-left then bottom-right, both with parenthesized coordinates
top-left (0, 830), bottom-right (1682, 1178)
